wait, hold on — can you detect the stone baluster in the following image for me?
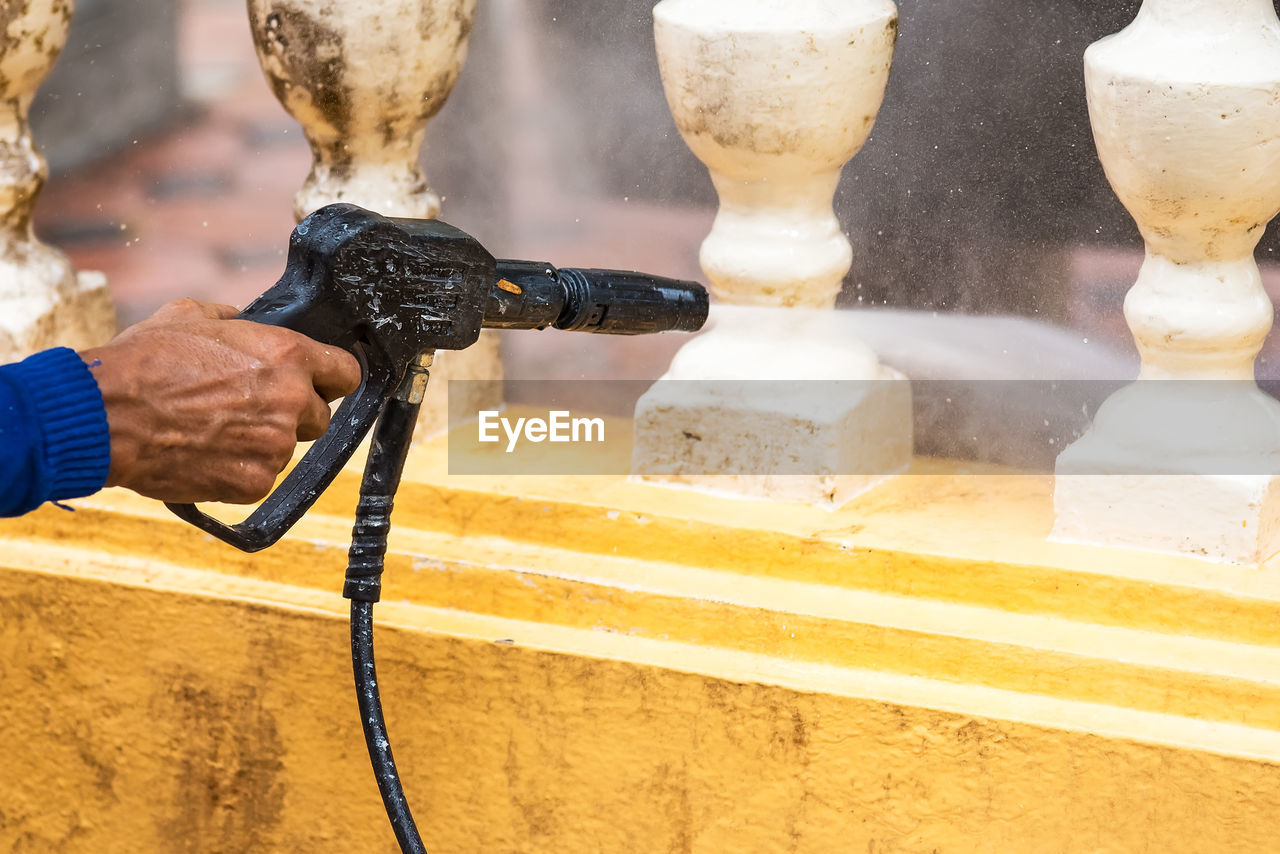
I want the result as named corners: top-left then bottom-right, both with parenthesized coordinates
top-left (248, 0), bottom-right (500, 436)
top-left (1054, 0), bottom-right (1280, 563)
top-left (0, 0), bottom-right (114, 361)
top-left (632, 0), bottom-right (911, 506)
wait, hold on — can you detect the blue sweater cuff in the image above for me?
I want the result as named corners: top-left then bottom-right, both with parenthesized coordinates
top-left (20, 347), bottom-right (111, 502)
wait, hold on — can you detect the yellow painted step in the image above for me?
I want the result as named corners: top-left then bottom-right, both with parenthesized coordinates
top-left (8, 482), bottom-right (1280, 737)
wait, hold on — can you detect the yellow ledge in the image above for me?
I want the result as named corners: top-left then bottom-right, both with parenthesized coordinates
top-left (3, 422), bottom-right (1280, 852)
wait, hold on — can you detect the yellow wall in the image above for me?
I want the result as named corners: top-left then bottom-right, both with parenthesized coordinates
top-left (3, 432), bottom-right (1280, 851)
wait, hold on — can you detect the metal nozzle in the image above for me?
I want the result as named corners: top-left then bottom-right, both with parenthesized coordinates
top-left (483, 260), bottom-right (709, 336)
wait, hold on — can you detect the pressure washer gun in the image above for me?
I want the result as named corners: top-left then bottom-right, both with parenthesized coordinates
top-left (166, 202), bottom-right (706, 552)
top-left (166, 201), bottom-right (707, 854)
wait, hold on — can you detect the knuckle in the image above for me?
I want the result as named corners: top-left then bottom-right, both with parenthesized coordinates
top-left (230, 485), bottom-right (261, 505)
top-left (165, 297), bottom-right (203, 316)
top-left (282, 385), bottom-right (315, 417)
top-left (296, 426), bottom-right (322, 443)
top-left (223, 473), bottom-right (269, 504)
top-left (297, 407), bottom-right (331, 442)
top-left (313, 405), bottom-right (333, 433)
top-left (333, 349), bottom-right (361, 373)
top-left (243, 458), bottom-right (286, 500)
top-left (240, 476), bottom-right (274, 503)
top-left (269, 330), bottom-right (310, 361)
top-left (267, 433), bottom-right (299, 468)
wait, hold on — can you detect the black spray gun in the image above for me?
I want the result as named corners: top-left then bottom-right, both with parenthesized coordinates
top-left (166, 202), bottom-right (707, 854)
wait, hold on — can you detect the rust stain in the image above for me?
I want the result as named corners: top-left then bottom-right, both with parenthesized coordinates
top-left (0, 2), bottom-right (22, 44)
top-left (415, 0), bottom-right (438, 42)
top-left (250, 3), bottom-right (354, 165)
top-left (452, 1), bottom-right (474, 48)
top-left (375, 2), bottom-right (472, 145)
top-left (153, 673), bottom-right (286, 851)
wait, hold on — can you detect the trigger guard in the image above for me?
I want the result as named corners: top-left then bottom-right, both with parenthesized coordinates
top-left (165, 358), bottom-right (398, 552)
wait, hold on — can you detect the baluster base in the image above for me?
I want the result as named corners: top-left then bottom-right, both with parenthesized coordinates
top-left (1054, 472), bottom-right (1280, 565)
top-left (1054, 381), bottom-right (1280, 563)
top-left (632, 306), bottom-right (911, 507)
top-left (0, 263), bottom-right (114, 362)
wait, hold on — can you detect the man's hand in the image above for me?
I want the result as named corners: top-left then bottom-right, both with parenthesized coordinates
top-left (81, 298), bottom-right (362, 504)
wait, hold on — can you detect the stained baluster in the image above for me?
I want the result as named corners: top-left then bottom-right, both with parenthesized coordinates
top-left (632, 0), bottom-right (911, 505)
top-left (0, 0), bottom-right (114, 361)
top-left (1055, 0), bottom-right (1280, 562)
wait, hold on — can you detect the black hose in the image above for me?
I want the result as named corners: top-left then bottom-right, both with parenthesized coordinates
top-left (351, 600), bottom-right (427, 854)
top-left (345, 392), bottom-right (428, 854)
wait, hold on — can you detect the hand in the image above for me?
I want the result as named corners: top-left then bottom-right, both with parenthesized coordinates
top-left (81, 298), bottom-right (362, 504)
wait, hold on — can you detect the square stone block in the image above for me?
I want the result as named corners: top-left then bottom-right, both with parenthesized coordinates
top-left (1053, 473), bottom-right (1280, 565)
top-left (632, 371), bottom-right (912, 507)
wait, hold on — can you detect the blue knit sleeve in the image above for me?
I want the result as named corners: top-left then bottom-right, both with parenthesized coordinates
top-left (0, 347), bottom-right (111, 516)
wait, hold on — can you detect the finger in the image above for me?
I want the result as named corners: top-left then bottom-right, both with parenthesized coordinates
top-left (200, 302), bottom-right (242, 320)
top-left (296, 393), bottom-right (333, 442)
top-left (225, 463), bottom-right (283, 504)
top-left (149, 298), bottom-right (240, 322)
top-left (308, 346), bottom-right (363, 401)
top-left (148, 297), bottom-right (208, 321)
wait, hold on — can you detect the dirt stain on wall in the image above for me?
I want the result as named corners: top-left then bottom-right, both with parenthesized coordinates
top-left (152, 672), bottom-right (287, 852)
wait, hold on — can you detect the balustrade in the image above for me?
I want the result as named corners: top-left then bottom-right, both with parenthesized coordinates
top-left (631, 0), bottom-right (912, 506)
top-left (0, 0), bottom-right (113, 361)
top-left (8, 2), bottom-right (1280, 851)
top-left (0, 0), bottom-right (1273, 563)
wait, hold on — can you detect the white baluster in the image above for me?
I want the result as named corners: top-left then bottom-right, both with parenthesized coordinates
top-left (1054, 0), bottom-right (1280, 563)
top-left (248, 0), bottom-right (500, 436)
top-left (632, 0), bottom-right (911, 506)
top-left (0, 0), bottom-right (114, 361)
